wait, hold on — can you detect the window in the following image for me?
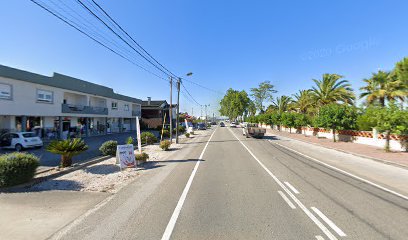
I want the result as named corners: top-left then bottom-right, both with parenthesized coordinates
top-left (0, 83), bottom-right (12, 100)
top-left (124, 104), bottom-right (129, 111)
top-left (37, 89), bottom-right (53, 103)
top-left (111, 102), bottom-right (118, 109)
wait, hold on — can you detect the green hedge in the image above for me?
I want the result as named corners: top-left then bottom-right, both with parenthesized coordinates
top-left (99, 140), bottom-right (118, 156)
top-left (0, 153), bottom-right (39, 187)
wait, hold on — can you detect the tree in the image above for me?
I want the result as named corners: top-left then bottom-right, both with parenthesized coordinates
top-left (269, 112), bottom-right (282, 131)
top-left (361, 103), bottom-right (408, 152)
top-left (46, 138), bottom-right (88, 167)
top-left (292, 90), bottom-right (314, 114)
top-left (294, 113), bottom-right (310, 135)
top-left (250, 81), bottom-right (277, 113)
top-left (219, 89), bottom-right (251, 120)
top-left (247, 100), bottom-right (257, 117)
top-left (281, 112), bottom-right (296, 133)
top-left (314, 104), bottom-right (357, 142)
top-left (269, 95), bottom-right (293, 113)
top-left (360, 70), bottom-right (406, 107)
top-left (311, 74), bottom-right (355, 106)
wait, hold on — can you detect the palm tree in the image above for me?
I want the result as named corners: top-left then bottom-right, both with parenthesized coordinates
top-left (269, 95), bottom-right (293, 113)
top-left (46, 138), bottom-right (89, 167)
top-left (292, 90), bottom-right (313, 114)
top-left (311, 74), bottom-right (355, 106)
top-left (360, 70), bottom-right (406, 107)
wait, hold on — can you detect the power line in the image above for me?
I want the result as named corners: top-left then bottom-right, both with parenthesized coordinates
top-left (182, 78), bottom-right (224, 95)
top-left (90, 0), bottom-right (179, 79)
top-left (75, 0), bottom-right (176, 80)
top-left (30, 0), bottom-right (168, 83)
top-left (181, 82), bottom-right (201, 106)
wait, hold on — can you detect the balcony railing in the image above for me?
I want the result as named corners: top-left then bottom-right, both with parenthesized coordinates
top-left (132, 109), bottom-right (141, 116)
top-left (62, 104), bottom-right (108, 115)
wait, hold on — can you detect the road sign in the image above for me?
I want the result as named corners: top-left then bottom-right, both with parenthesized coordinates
top-left (116, 144), bottom-right (136, 169)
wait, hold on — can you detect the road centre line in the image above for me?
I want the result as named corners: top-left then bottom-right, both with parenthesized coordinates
top-left (278, 191), bottom-right (296, 209)
top-left (284, 181), bottom-right (300, 194)
top-left (272, 141), bottom-right (408, 201)
top-left (229, 128), bottom-right (338, 240)
top-left (161, 128), bottom-right (217, 240)
top-left (312, 207), bottom-right (347, 237)
top-left (315, 235), bottom-right (325, 240)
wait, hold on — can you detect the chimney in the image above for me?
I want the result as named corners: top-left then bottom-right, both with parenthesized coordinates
top-left (147, 97), bottom-right (151, 105)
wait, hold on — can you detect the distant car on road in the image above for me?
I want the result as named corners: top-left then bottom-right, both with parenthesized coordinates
top-left (210, 121), bottom-right (217, 125)
top-left (0, 132), bottom-right (43, 151)
top-left (230, 122), bottom-right (237, 128)
top-left (197, 123), bottom-right (207, 130)
top-left (219, 122), bottom-right (225, 127)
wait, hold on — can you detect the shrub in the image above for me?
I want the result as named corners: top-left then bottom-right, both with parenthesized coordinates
top-left (135, 152), bottom-right (149, 162)
top-left (162, 130), bottom-right (170, 138)
top-left (99, 140), bottom-right (118, 157)
top-left (160, 140), bottom-right (171, 151)
top-left (178, 126), bottom-right (186, 133)
top-left (185, 132), bottom-right (190, 138)
top-left (47, 138), bottom-right (89, 167)
top-left (0, 153), bottom-right (39, 187)
top-left (126, 136), bottom-right (134, 145)
top-left (141, 132), bottom-right (158, 145)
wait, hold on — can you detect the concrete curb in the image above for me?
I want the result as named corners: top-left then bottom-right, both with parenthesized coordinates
top-left (266, 131), bottom-right (408, 170)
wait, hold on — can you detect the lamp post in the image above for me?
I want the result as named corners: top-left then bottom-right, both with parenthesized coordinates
top-left (176, 72), bottom-right (193, 144)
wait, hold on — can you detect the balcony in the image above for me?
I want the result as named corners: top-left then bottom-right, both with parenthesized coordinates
top-left (62, 104), bottom-right (108, 115)
top-left (132, 109), bottom-right (141, 117)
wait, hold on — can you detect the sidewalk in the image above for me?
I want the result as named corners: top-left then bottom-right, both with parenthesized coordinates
top-left (266, 129), bottom-right (408, 168)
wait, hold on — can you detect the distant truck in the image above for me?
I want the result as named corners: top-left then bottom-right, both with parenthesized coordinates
top-left (242, 123), bottom-right (266, 139)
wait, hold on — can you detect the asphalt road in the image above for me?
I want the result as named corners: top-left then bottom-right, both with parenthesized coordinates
top-left (55, 126), bottom-right (408, 240)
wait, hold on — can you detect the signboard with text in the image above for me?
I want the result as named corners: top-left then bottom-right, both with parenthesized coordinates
top-left (116, 144), bottom-right (136, 169)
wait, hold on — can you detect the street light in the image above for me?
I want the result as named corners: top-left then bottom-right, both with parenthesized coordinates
top-left (176, 72), bottom-right (193, 144)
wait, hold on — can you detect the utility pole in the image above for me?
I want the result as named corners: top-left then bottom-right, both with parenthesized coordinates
top-left (176, 77), bottom-right (181, 143)
top-left (205, 104), bottom-right (208, 126)
top-left (200, 105), bottom-right (203, 121)
top-left (192, 108), bottom-right (193, 117)
top-left (169, 77), bottom-right (173, 143)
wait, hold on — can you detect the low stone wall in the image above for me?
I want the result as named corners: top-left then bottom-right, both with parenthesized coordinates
top-left (259, 123), bottom-right (407, 152)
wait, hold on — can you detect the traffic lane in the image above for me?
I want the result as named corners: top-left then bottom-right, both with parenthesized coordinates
top-left (0, 131), bottom-right (149, 167)
top-left (170, 126), bottom-right (322, 239)
top-left (57, 129), bottom-right (215, 240)
top-left (231, 128), bottom-right (408, 239)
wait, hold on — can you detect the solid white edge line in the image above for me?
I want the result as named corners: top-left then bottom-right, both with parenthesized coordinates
top-left (228, 128), bottom-right (338, 240)
top-left (284, 181), bottom-right (300, 194)
top-left (272, 141), bottom-right (408, 201)
top-left (278, 191), bottom-right (296, 209)
top-left (315, 235), bottom-right (325, 240)
top-left (161, 128), bottom-right (217, 240)
top-left (312, 207), bottom-right (347, 237)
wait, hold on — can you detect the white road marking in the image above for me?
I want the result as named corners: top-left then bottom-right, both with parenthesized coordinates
top-left (312, 207), bottom-right (347, 237)
top-left (161, 129), bottom-right (217, 240)
top-left (315, 235), bottom-right (325, 240)
top-left (273, 141), bottom-right (408, 201)
top-left (229, 128), bottom-right (338, 240)
top-left (278, 191), bottom-right (296, 209)
top-left (284, 181), bottom-right (300, 194)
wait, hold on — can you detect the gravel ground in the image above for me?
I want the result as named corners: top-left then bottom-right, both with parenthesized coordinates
top-left (29, 133), bottom-right (194, 193)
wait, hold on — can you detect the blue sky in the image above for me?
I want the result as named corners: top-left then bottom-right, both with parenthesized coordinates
top-left (1, 0), bottom-right (408, 115)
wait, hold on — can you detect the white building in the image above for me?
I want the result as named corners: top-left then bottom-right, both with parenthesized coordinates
top-left (0, 65), bottom-right (141, 139)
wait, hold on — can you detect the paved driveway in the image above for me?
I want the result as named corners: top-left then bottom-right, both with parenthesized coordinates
top-left (0, 131), bottom-right (159, 168)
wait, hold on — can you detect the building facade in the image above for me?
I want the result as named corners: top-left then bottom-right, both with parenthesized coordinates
top-left (0, 65), bottom-right (142, 139)
top-left (141, 98), bottom-right (176, 129)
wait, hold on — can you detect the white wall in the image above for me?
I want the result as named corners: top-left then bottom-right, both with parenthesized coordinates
top-left (0, 76), bottom-right (139, 119)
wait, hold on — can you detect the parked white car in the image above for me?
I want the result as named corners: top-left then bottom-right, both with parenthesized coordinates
top-left (0, 132), bottom-right (43, 151)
